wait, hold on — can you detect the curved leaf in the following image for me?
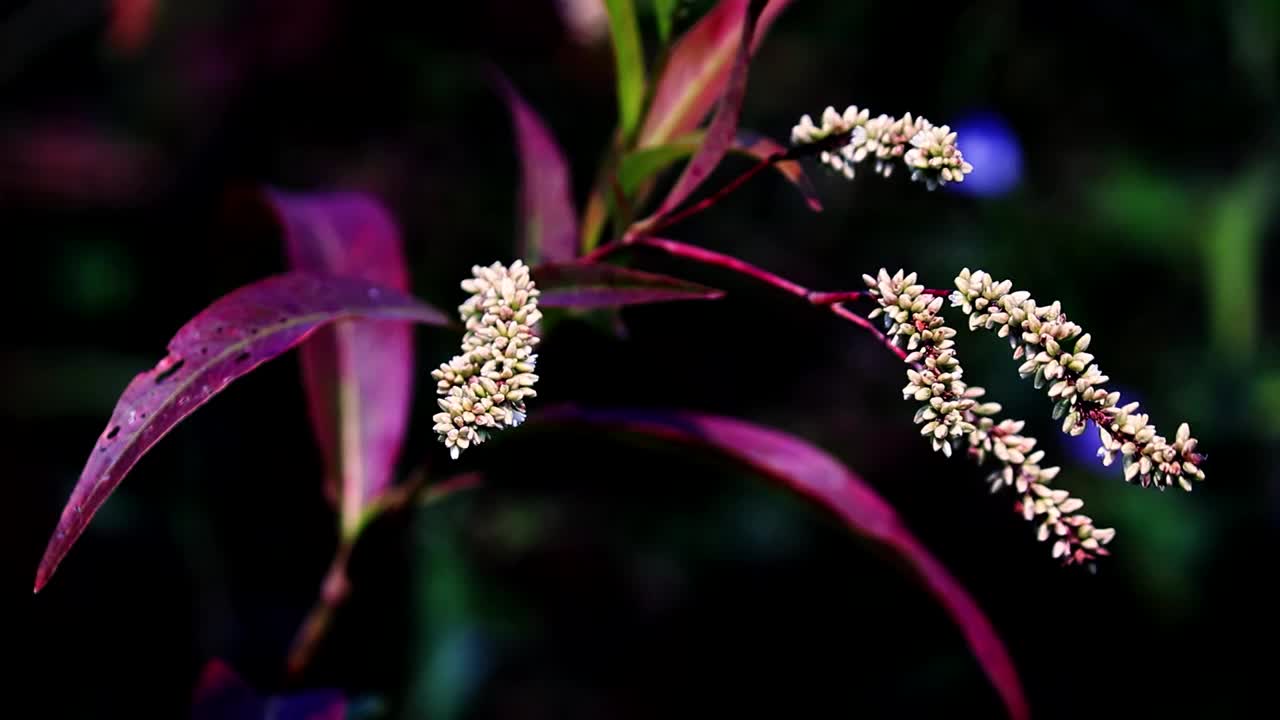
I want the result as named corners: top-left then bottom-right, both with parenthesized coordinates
top-left (494, 71), bottom-right (579, 264)
top-left (538, 406), bottom-right (1029, 720)
top-left (34, 273), bottom-right (450, 592)
top-left (652, 0), bottom-right (767, 216)
top-left (636, 0), bottom-right (793, 149)
top-left (618, 129), bottom-right (821, 210)
top-left (263, 188), bottom-right (414, 536)
top-left (533, 263), bottom-right (725, 308)
top-left (603, 0), bottom-right (647, 140)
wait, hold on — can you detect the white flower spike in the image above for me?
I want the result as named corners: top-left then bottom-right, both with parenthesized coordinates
top-left (432, 260), bottom-right (541, 459)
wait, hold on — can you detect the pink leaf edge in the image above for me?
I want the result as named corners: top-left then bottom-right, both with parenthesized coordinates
top-left (537, 405), bottom-right (1029, 720)
top-left (493, 69), bottom-right (580, 264)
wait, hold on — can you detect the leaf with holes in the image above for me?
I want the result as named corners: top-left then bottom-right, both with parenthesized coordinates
top-left (494, 71), bottom-right (579, 264)
top-left (537, 406), bottom-right (1029, 720)
top-left (651, 0), bottom-right (766, 217)
top-left (618, 129), bottom-right (821, 210)
top-left (533, 263), bottom-right (725, 308)
top-left (263, 188), bottom-right (414, 537)
top-left (34, 273), bottom-right (451, 592)
top-left (636, 0), bottom-right (793, 149)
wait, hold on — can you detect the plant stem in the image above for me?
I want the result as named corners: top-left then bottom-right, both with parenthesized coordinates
top-left (577, 132), bottom-right (916, 362)
top-left (633, 237), bottom-right (809, 297)
top-left (829, 302), bottom-right (909, 361)
top-left (617, 237), bottom-right (908, 362)
top-left (634, 154), bottom-right (778, 237)
top-left (630, 132), bottom-right (851, 237)
top-left (287, 540), bottom-right (353, 679)
top-left (285, 472), bottom-right (481, 678)
top-left (808, 290), bottom-right (868, 305)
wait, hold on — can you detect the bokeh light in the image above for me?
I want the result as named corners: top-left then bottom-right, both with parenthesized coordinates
top-left (948, 112), bottom-right (1023, 197)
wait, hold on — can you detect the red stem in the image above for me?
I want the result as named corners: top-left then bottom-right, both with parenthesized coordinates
top-left (633, 237), bottom-right (809, 297)
top-left (285, 472), bottom-right (481, 678)
top-left (808, 291), bottom-right (868, 305)
top-left (287, 540), bottom-right (353, 678)
top-left (618, 237), bottom-right (908, 363)
top-left (636, 154), bottom-right (778, 237)
top-left (578, 133), bottom-right (919, 364)
top-left (830, 303), bottom-right (909, 361)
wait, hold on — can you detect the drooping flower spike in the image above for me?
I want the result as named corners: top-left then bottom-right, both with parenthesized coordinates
top-left (951, 268), bottom-right (1205, 492)
top-left (864, 269), bottom-right (1113, 565)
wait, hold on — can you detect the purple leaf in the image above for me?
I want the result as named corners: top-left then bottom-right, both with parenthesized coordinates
top-left (34, 273), bottom-right (450, 592)
top-left (262, 188), bottom-right (414, 535)
top-left (636, 0), bottom-right (793, 149)
top-left (538, 406), bottom-right (1029, 720)
top-left (652, 0), bottom-right (767, 217)
top-left (494, 71), bottom-right (580, 264)
top-left (533, 263), bottom-right (725, 308)
top-left (193, 659), bottom-right (345, 720)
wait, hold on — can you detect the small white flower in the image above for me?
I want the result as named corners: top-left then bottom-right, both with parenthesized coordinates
top-left (904, 125), bottom-right (973, 190)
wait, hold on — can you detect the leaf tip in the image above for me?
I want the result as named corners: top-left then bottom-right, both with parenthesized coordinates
top-left (33, 563), bottom-right (53, 594)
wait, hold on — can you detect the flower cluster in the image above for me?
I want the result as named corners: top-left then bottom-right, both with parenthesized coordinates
top-left (432, 260), bottom-right (541, 459)
top-left (864, 268), bottom-right (1114, 564)
top-left (864, 269), bottom-right (979, 456)
top-left (904, 125), bottom-right (975, 191)
top-left (790, 105), bottom-right (972, 189)
top-left (967, 414), bottom-right (1115, 565)
top-left (950, 268), bottom-right (1206, 491)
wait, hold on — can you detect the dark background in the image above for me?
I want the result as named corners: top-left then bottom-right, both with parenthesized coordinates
top-left (3, 0), bottom-right (1277, 717)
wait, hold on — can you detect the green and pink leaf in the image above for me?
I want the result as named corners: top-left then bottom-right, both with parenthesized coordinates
top-left (636, 0), bottom-right (793, 148)
top-left (652, 0), bottom-right (769, 216)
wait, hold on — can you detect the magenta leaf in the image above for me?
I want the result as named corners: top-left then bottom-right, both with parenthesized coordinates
top-left (538, 406), bottom-right (1029, 720)
top-left (193, 659), bottom-right (345, 720)
top-left (652, 0), bottom-right (767, 217)
top-left (494, 71), bottom-right (580, 264)
top-left (34, 273), bottom-right (450, 592)
top-left (262, 188), bottom-right (414, 536)
top-left (636, 0), bottom-right (793, 149)
top-left (533, 263), bottom-right (725, 308)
